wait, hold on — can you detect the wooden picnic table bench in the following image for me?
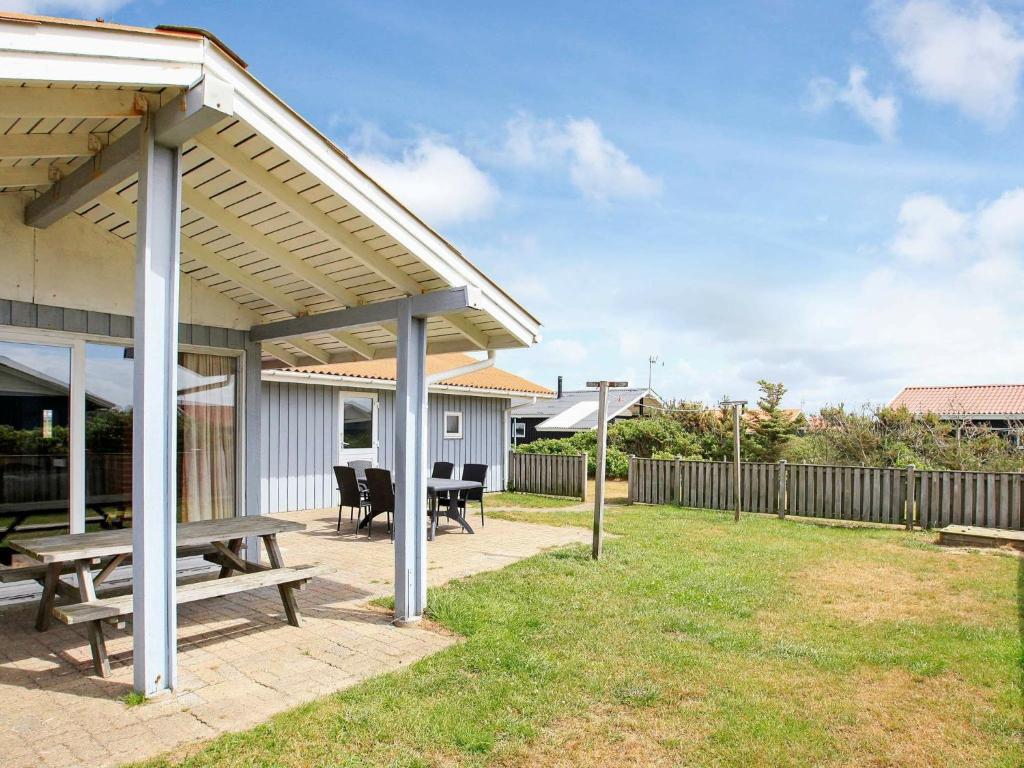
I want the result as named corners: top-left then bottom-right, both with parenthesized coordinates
top-left (10, 516), bottom-right (331, 678)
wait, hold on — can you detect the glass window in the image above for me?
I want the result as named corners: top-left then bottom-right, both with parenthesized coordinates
top-left (444, 411), bottom-right (463, 439)
top-left (0, 340), bottom-right (71, 563)
top-left (84, 343), bottom-right (134, 532)
top-left (343, 397), bottom-right (373, 449)
top-left (178, 353), bottom-right (237, 522)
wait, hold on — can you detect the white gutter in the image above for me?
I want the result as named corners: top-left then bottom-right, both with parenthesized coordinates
top-left (425, 350), bottom-right (496, 385)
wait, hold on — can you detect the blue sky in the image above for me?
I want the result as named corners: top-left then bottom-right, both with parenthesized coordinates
top-left (13, 0), bottom-right (1024, 411)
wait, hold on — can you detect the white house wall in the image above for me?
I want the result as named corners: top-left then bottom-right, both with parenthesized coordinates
top-left (261, 381), bottom-right (509, 514)
top-left (0, 192), bottom-right (252, 330)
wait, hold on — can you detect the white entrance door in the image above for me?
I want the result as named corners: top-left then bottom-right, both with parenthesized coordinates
top-left (337, 392), bottom-right (377, 466)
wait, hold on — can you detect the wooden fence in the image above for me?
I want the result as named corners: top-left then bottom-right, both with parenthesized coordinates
top-left (628, 457), bottom-right (1024, 530)
top-left (508, 452), bottom-right (587, 500)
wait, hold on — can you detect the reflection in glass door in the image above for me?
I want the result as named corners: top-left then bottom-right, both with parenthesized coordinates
top-left (0, 340), bottom-right (71, 564)
top-left (338, 394), bottom-right (376, 466)
top-left (85, 342), bottom-right (134, 532)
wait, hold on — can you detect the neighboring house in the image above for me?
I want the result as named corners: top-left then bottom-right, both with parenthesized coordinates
top-left (890, 385), bottom-right (1024, 445)
top-left (511, 378), bottom-right (663, 444)
top-left (261, 353), bottom-right (553, 511)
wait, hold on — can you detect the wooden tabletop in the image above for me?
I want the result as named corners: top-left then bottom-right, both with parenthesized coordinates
top-left (10, 516), bottom-right (306, 564)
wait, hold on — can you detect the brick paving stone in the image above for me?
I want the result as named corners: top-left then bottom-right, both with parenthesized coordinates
top-left (0, 512), bottom-right (586, 768)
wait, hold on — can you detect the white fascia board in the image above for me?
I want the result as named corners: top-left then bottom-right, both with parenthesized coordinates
top-left (261, 369), bottom-right (552, 400)
top-left (0, 20), bottom-right (204, 86)
top-left (200, 46), bottom-right (541, 348)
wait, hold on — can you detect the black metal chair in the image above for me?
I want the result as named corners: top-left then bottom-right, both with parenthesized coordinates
top-left (363, 467), bottom-right (394, 540)
top-left (333, 465), bottom-right (367, 531)
top-left (439, 463), bottom-right (487, 527)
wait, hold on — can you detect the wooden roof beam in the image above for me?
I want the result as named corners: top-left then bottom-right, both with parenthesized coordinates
top-left (98, 191), bottom-right (306, 318)
top-left (25, 76), bottom-right (233, 229)
top-left (262, 342), bottom-right (300, 367)
top-left (0, 88), bottom-right (149, 119)
top-left (197, 129), bottom-right (423, 296)
top-left (180, 185), bottom-right (362, 308)
top-left (0, 133), bottom-right (102, 159)
top-left (250, 286), bottom-right (481, 343)
top-left (328, 331), bottom-right (373, 360)
top-left (443, 313), bottom-right (489, 350)
top-left (286, 337), bottom-right (332, 364)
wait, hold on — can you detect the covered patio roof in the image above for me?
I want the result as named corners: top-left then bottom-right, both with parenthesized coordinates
top-left (0, 12), bottom-right (543, 696)
top-left (0, 12), bottom-right (541, 365)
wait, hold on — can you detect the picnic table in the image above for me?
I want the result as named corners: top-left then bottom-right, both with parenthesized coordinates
top-left (10, 516), bottom-right (329, 677)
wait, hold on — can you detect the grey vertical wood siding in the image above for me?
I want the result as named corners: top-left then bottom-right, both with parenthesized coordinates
top-left (261, 381), bottom-right (510, 513)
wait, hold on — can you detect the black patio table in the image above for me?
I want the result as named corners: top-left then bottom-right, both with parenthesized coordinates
top-left (357, 478), bottom-right (482, 541)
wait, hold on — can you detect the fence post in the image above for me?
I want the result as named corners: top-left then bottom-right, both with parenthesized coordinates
top-left (905, 464), bottom-right (916, 531)
top-left (674, 458), bottom-right (681, 505)
top-left (777, 459), bottom-right (787, 519)
top-left (627, 455), bottom-right (635, 504)
top-left (580, 452), bottom-right (588, 502)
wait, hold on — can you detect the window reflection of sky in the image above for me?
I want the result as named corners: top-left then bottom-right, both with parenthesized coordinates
top-left (0, 342), bottom-right (234, 410)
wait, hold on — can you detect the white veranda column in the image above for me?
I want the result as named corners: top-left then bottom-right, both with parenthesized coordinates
top-left (131, 114), bottom-right (182, 695)
top-left (393, 301), bottom-right (428, 623)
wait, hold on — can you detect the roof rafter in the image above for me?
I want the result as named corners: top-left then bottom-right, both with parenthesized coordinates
top-left (0, 87), bottom-right (149, 118)
top-left (328, 331), bottom-right (373, 360)
top-left (180, 184), bottom-right (362, 308)
top-left (98, 191), bottom-right (307, 317)
top-left (443, 313), bottom-right (489, 349)
top-left (198, 129), bottom-right (424, 296)
top-left (25, 76), bottom-right (233, 229)
top-left (262, 342), bottom-right (300, 367)
top-left (0, 133), bottom-right (102, 159)
top-left (286, 337), bottom-right (332, 364)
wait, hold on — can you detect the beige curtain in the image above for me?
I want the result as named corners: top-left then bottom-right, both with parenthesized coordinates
top-left (179, 353), bottom-right (236, 522)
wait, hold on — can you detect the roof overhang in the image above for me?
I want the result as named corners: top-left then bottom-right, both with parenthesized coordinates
top-left (0, 13), bottom-right (542, 364)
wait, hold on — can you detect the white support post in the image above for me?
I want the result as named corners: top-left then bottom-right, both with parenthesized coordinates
top-left (243, 337), bottom-right (263, 563)
top-left (393, 301), bottom-right (428, 624)
top-left (131, 114), bottom-right (182, 695)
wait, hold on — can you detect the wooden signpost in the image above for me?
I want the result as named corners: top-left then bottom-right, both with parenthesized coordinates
top-left (588, 379), bottom-right (627, 560)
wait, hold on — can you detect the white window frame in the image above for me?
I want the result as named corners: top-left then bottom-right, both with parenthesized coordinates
top-left (513, 421), bottom-right (526, 439)
top-left (336, 390), bottom-right (379, 463)
top-left (0, 326), bottom-right (247, 530)
top-left (444, 410), bottom-right (463, 440)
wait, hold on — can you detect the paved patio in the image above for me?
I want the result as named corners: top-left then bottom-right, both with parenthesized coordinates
top-left (0, 509), bottom-right (587, 768)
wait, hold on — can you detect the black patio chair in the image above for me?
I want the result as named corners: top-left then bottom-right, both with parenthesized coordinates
top-left (439, 463), bottom-right (487, 527)
top-left (431, 461), bottom-right (454, 479)
top-left (333, 465), bottom-right (367, 531)
top-left (363, 467), bottom-right (394, 541)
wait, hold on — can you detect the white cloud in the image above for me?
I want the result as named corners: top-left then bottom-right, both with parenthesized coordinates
top-left (502, 114), bottom-right (662, 201)
top-left (881, 0), bottom-right (1024, 125)
top-left (890, 188), bottom-right (1024, 272)
top-left (510, 188), bottom-right (1024, 410)
top-left (806, 66), bottom-right (899, 141)
top-left (353, 138), bottom-right (499, 227)
top-left (3, 0), bottom-right (131, 16)
top-left (890, 194), bottom-right (968, 262)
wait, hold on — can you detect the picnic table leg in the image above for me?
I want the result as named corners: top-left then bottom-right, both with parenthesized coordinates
top-left (75, 560), bottom-right (110, 677)
top-left (217, 538), bottom-right (244, 578)
top-left (34, 563), bottom-right (61, 632)
top-left (262, 533), bottom-right (301, 627)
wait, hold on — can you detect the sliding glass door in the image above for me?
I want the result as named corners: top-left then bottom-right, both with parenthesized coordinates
top-left (0, 332), bottom-right (242, 564)
top-left (0, 340), bottom-right (72, 563)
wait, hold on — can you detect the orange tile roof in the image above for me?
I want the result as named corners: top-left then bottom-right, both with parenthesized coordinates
top-left (890, 385), bottom-right (1024, 417)
top-left (286, 353), bottom-right (554, 397)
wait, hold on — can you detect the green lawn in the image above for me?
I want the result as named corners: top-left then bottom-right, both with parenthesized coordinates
top-left (485, 491), bottom-right (581, 509)
top-left (137, 504), bottom-right (1022, 768)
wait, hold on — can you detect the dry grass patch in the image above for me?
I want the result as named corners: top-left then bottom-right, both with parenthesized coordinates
top-left (833, 667), bottom-right (1009, 768)
top-left (791, 544), bottom-right (1014, 628)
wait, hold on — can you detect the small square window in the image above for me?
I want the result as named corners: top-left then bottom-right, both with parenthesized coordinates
top-left (513, 421), bottom-right (526, 439)
top-left (444, 411), bottom-right (463, 439)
